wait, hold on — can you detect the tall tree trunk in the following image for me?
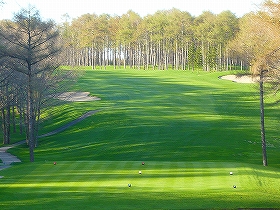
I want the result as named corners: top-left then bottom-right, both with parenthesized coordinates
top-left (206, 41), bottom-right (210, 71)
top-left (182, 46), bottom-right (186, 70)
top-left (1, 96), bottom-right (11, 144)
top-left (219, 43), bottom-right (222, 71)
top-left (106, 38), bottom-right (110, 68)
top-left (152, 49), bottom-right (156, 70)
top-left (98, 49), bottom-right (101, 68)
top-left (6, 106), bottom-right (10, 144)
top-left (19, 105), bottom-right (24, 135)
top-left (137, 42), bottom-right (141, 69)
top-left (123, 44), bottom-right (126, 69)
top-left (201, 41), bottom-right (206, 71)
top-left (175, 41), bottom-right (179, 70)
top-left (164, 48), bottom-right (168, 70)
top-left (35, 107), bottom-right (40, 147)
top-left (113, 47), bottom-right (116, 69)
top-left (146, 37), bottom-right (149, 70)
top-left (157, 41), bottom-right (161, 70)
top-left (186, 42), bottom-right (190, 71)
top-left (91, 43), bottom-right (95, 70)
top-left (2, 108), bottom-right (7, 144)
top-left (27, 77), bottom-right (35, 162)
top-left (12, 106), bottom-right (16, 133)
top-left (129, 43), bottom-right (132, 68)
top-left (103, 44), bottom-right (106, 69)
top-left (260, 70), bottom-right (268, 166)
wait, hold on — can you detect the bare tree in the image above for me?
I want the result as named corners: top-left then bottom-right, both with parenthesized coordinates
top-left (0, 6), bottom-right (61, 162)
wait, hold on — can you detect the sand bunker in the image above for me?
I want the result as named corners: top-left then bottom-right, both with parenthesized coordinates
top-left (56, 92), bottom-right (101, 102)
top-left (220, 75), bottom-right (258, 83)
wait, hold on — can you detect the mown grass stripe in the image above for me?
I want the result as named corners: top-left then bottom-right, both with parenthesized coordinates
top-left (175, 162), bottom-right (188, 191)
top-left (142, 161), bottom-right (166, 192)
top-left (80, 161), bottom-right (129, 190)
top-left (60, 162), bottom-right (97, 192)
top-left (71, 162), bottom-right (101, 192)
top-left (87, 161), bottom-right (115, 190)
top-left (190, 162), bottom-right (209, 190)
top-left (35, 164), bottom-right (65, 194)
top-left (162, 161), bottom-right (175, 190)
top-left (97, 161), bottom-right (128, 188)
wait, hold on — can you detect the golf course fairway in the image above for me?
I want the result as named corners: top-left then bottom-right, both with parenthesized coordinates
top-left (1, 68), bottom-right (280, 209)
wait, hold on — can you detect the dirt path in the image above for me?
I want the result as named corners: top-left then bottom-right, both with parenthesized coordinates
top-left (39, 110), bottom-right (99, 137)
top-left (0, 110), bottom-right (99, 172)
top-left (0, 142), bottom-right (22, 171)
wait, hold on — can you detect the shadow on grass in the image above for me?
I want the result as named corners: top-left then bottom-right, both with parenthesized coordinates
top-left (1, 190), bottom-right (278, 210)
top-left (6, 69), bottom-right (280, 166)
top-left (1, 161), bottom-right (280, 209)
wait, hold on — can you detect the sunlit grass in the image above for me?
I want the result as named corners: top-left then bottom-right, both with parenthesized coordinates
top-left (1, 161), bottom-right (280, 209)
top-left (1, 67), bottom-right (280, 209)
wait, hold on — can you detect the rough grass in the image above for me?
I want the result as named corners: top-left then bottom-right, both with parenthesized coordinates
top-left (1, 67), bottom-right (280, 209)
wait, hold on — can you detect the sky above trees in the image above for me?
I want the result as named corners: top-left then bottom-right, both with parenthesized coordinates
top-left (0, 0), bottom-right (264, 23)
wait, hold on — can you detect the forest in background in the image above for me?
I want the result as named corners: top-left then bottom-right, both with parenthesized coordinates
top-left (58, 0), bottom-right (280, 75)
top-left (60, 9), bottom-right (241, 71)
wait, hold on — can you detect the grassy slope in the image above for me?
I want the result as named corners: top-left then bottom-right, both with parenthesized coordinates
top-left (1, 68), bottom-right (280, 209)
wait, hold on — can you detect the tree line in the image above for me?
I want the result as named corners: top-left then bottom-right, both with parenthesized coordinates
top-left (60, 9), bottom-right (242, 71)
top-left (60, 0), bottom-right (280, 75)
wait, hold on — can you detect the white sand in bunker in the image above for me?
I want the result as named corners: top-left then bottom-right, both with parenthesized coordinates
top-left (220, 75), bottom-right (258, 83)
top-left (56, 92), bottom-right (101, 102)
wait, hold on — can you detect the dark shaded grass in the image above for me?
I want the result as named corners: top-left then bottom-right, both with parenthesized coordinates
top-left (48, 70), bottom-right (260, 161)
top-left (2, 68), bottom-right (280, 209)
top-left (9, 68), bottom-right (280, 165)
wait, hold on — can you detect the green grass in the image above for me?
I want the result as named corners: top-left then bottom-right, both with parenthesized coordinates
top-left (1, 67), bottom-right (280, 209)
top-left (1, 161), bottom-right (280, 209)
